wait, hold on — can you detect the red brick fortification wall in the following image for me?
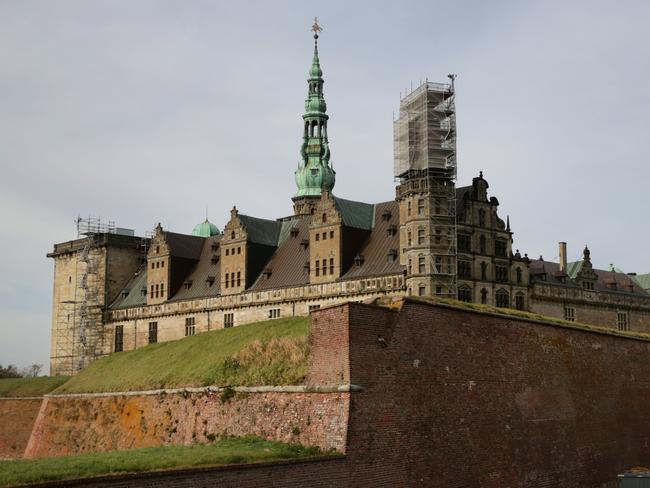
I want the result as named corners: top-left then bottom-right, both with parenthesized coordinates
top-left (0, 398), bottom-right (43, 459)
top-left (330, 299), bottom-right (650, 488)
top-left (24, 389), bottom-right (348, 459)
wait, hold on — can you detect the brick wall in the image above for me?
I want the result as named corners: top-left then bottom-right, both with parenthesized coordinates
top-left (25, 299), bottom-right (650, 487)
top-left (24, 390), bottom-right (348, 459)
top-left (0, 398), bottom-right (43, 459)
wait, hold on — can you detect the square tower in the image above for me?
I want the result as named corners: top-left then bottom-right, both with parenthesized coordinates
top-left (394, 80), bottom-right (458, 298)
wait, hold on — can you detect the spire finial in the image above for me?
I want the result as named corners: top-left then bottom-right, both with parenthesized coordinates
top-left (311, 17), bottom-right (322, 40)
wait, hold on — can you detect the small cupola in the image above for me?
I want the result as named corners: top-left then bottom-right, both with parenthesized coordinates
top-left (191, 219), bottom-right (220, 237)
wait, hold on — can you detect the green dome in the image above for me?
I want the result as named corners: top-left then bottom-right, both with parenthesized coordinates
top-left (191, 219), bottom-right (220, 237)
top-left (294, 162), bottom-right (336, 197)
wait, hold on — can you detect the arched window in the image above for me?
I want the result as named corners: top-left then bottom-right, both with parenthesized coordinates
top-left (230, 231), bottom-right (235, 239)
top-left (480, 288), bottom-right (488, 304)
top-left (322, 213), bottom-right (327, 223)
top-left (481, 261), bottom-right (488, 280)
top-left (479, 235), bottom-right (486, 254)
top-left (496, 289), bottom-right (510, 308)
top-left (516, 267), bottom-right (522, 284)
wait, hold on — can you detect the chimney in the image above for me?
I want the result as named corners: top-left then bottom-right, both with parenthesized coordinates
top-left (559, 242), bottom-right (567, 273)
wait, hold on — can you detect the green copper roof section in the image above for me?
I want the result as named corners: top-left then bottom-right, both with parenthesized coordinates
top-left (566, 260), bottom-right (583, 279)
top-left (294, 20), bottom-right (335, 199)
top-left (191, 219), bottom-right (220, 237)
top-left (333, 197), bottom-right (375, 230)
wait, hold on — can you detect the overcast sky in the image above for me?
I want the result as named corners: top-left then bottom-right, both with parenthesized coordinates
top-left (1, 0), bottom-right (648, 371)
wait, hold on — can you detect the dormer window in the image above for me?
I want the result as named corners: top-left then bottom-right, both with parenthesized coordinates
top-left (206, 276), bottom-right (215, 287)
top-left (211, 255), bottom-right (219, 264)
top-left (121, 289), bottom-right (130, 298)
top-left (290, 227), bottom-right (299, 237)
top-left (388, 249), bottom-right (398, 262)
top-left (211, 242), bottom-right (219, 252)
top-left (387, 224), bottom-right (398, 237)
top-left (354, 253), bottom-right (364, 267)
top-left (263, 268), bottom-right (272, 279)
top-left (140, 286), bottom-right (147, 297)
top-left (300, 238), bottom-right (309, 249)
top-left (304, 261), bottom-right (310, 272)
top-left (381, 210), bottom-right (392, 221)
top-left (183, 280), bottom-right (193, 290)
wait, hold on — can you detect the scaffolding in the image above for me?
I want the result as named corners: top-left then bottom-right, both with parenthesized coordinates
top-left (394, 78), bottom-right (458, 298)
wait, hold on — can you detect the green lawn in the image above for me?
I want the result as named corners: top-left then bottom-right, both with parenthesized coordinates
top-left (0, 376), bottom-right (70, 398)
top-left (0, 437), bottom-right (328, 487)
top-left (54, 316), bottom-right (310, 394)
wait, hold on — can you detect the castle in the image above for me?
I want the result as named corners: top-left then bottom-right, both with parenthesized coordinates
top-left (48, 24), bottom-right (650, 376)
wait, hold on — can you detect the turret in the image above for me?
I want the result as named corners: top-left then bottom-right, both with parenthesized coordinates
top-left (293, 18), bottom-right (336, 217)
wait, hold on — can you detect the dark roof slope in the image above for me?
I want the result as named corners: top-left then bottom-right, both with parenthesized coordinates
top-left (342, 201), bottom-right (404, 280)
top-left (168, 235), bottom-right (222, 302)
top-left (165, 232), bottom-right (205, 260)
top-left (238, 215), bottom-right (286, 247)
top-left (249, 217), bottom-right (311, 291)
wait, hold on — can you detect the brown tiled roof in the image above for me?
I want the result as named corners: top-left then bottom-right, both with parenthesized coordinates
top-left (341, 201), bottom-right (405, 280)
top-left (168, 235), bottom-right (222, 302)
top-left (249, 217), bottom-right (311, 291)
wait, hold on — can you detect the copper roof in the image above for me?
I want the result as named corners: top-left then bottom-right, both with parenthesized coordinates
top-left (168, 235), bottom-right (222, 302)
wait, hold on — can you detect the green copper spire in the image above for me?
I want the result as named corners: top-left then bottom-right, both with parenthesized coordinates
top-left (294, 18), bottom-right (335, 199)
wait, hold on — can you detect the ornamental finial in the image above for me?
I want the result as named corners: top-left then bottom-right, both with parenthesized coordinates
top-left (311, 17), bottom-right (322, 39)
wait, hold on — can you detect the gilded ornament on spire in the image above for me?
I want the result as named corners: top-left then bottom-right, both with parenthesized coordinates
top-left (311, 17), bottom-right (322, 38)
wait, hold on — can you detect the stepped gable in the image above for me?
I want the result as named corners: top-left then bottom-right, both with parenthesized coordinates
top-left (341, 200), bottom-right (404, 280)
top-left (169, 234), bottom-right (222, 301)
top-left (249, 217), bottom-right (311, 291)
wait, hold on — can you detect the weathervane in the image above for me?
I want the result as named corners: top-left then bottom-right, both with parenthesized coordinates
top-left (311, 17), bottom-right (322, 39)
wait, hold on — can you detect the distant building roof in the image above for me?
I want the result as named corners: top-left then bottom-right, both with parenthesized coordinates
top-left (333, 196), bottom-right (375, 230)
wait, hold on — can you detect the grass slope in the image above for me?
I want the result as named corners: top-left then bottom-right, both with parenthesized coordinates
top-left (0, 437), bottom-right (328, 487)
top-left (55, 316), bottom-right (309, 394)
top-left (0, 376), bottom-right (70, 398)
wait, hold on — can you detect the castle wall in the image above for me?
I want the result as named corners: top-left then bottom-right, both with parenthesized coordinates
top-left (0, 398), bottom-right (43, 459)
top-left (24, 389), bottom-right (349, 459)
top-left (531, 283), bottom-right (650, 333)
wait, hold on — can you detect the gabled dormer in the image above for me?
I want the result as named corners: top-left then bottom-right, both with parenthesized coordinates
top-left (146, 223), bottom-right (204, 305)
top-left (575, 245), bottom-right (598, 291)
top-left (221, 207), bottom-right (286, 295)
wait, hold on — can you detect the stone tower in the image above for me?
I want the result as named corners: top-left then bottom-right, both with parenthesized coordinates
top-left (394, 80), bottom-right (458, 298)
top-left (293, 19), bottom-right (336, 217)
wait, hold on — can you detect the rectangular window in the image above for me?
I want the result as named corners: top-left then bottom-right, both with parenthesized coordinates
top-left (225, 272), bottom-right (229, 288)
top-left (496, 266), bottom-right (509, 283)
top-left (161, 261), bottom-right (164, 268)
top-left (458, 260), bottom-right (472, 279)
top-left (150, 284), bottom-right (154, 299)
top-left (315, 233), bottom-right (320, 241)
top-left (435, 286), bottom-right (443, 296)
top-left (237, 247), bottom-right (241, 254)
top-left (458, 287), bottom-right (472, 302)
top-left (617, 312), bottom-right (629, 331)
top-left (148, 322), bottom-right (158, 344)
top-left (151, 262), bottom-right (155, 269)
top-left (329, 258), bottom-right (334, 275)
top-left (418, 285), bottom-right (426, 296)
top-left (329, 231), bottom-right (334, 239)
top-left (322, 259), bottom-right (327, 276)
top-left (418, 229), bottom-right (425, 245)
top-left (418, 199), bottom-right (425, 215)
top-left (434, 256), bottom-right (442, 273)
top-left (495, 240), bottom-right (507, 257)
top-left (418, 256), bottom-right (425, 274)
top-left (185, 317), bottom-right (196, 337)
top-left (155, 283), bottom-right (159, 298)
top-left (236, 271), bottom-right (241, 287)
top-left (225, 248), bottom-right (229, 256)
top-left (315, 260), bottom-right (320, 276)
top-left (160, 283), bottom-right (164, 298)
top-left (269, 308), bottom-right (281, 319)
top-left (322, 232), bottom-right (327, 240)
top-left (224, 313), bottom-right (234, 328)
top-left (114, 325), bottom-right (124, 352)
top-left (309, 304), bottom-right (321, 312)
top-left (564, 306), bottom-right (575, 322)
top-left (407, 201), bottom-right (412, 216)
top-left (458, 234), bottom-right (471, 253)
top-left (434, 228), bottom-right (442, 245)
